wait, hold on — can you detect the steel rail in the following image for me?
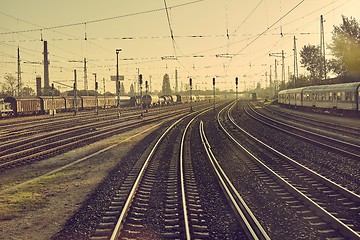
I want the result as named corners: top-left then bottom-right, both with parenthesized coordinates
top-left (246, 103), bottom-right (360, 160)
top-left (110, 105), bottom-right (213, 240)
top-left (179, 107), bottom-right (213, 239)
top-left (263, 103), bottom-right (360, 136)
top-left (219, 102), bottom-right (360, 239)
top-left (109, 109), bottom-right (198, 240)
top-left (199, 120), bottom-right (270, 240)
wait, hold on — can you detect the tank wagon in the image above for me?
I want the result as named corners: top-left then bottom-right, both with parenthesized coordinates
top-left (159, 95), bottom-right (173, 105)
top-left (142, 94), bottom-right (159, 108)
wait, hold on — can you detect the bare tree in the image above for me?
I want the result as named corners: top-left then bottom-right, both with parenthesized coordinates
top-left (2, 74), bottom-right (17, 96)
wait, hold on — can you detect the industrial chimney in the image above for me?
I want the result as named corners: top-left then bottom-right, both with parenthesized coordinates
top-left (43, 41), bottom-right (50, 93)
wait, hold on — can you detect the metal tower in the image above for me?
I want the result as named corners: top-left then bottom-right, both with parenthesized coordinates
top-left (293, 36), bottom-right (299, 88)
top-left (269, 51), bottom-right (285, 95)
top-left (17, 47), bottom-right (21, 96)
top-left (320, 15), bottom-right (326, 81)
top-left (84, 58), bottom-right (88, 94)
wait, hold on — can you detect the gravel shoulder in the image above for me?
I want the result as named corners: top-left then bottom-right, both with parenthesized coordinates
top-left (0, 121), bottom-right (163, 240)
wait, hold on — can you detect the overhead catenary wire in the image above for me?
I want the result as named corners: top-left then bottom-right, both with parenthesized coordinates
top-left (163, 0), bottom-right (178, 59)
top-left (0, 0), bottom-right (356, 92)
top-left (0, 0), bottom-right (204, 35)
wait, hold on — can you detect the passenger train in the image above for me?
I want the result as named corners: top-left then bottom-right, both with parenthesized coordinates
top-left (278, 82), bottom-right (360, 113)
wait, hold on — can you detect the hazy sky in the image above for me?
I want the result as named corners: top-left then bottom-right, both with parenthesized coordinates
top-left (1, 0), bottom-right (359, 93)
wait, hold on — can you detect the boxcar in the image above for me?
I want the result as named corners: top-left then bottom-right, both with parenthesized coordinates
top-left (64, 96), bottom-right (82, 111)
top-left (80, 96), bottom-right (97, 110)
top-left (98, 96), bottom-right (117, 109)
top-left (39, 96), bottom-right (66, 113)
top-left (5, 97), bottom-right (42, 115)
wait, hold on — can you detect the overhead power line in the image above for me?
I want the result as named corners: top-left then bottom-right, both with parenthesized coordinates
top-left (0, 0), bottom-right (204, 35)
top-left (231, 0), bottom-right (305, 59)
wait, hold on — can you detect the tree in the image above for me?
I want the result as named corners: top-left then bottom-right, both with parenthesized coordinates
top-left (120, 82), bottom-right (125, 95)
top-left (299, 45), bottom-right (326, 85)
top-left (328, 15), bottom-right (360, 78)
top-left (1, 74), bottom-right (17, 96)
top-left (161, 74), bottom-right (172, 95)
top-left (129, 83), bottom-right (135, 96)
top-left (22, 86), bottom-right (35, 96)
top-left (287, 74), bottom-right (310, 88)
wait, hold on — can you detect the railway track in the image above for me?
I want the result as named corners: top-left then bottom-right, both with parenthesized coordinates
top-left (199, 121), bottom-right (270, 240)
top-left (0, 105), bottom-right (179, 142)
top-left (0, 105), bottom-right (202, 170)
top-left (0, 106), bottom-right (200, 169)
top-left (90, 111), bottom-right (207, 239)
top-left (261, 103), bottom-right (360, 141)
top-left (246, 102), bottom-right (360, 160)
top-left (90, 103), bottom-right (267, 239)
top-left (218, 102), bottom-right (360, 239)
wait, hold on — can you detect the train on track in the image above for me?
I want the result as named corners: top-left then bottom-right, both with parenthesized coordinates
top-left (0, 94), bottom-right (214, 117)
top-left (141, 94), bottom-right (213, 108)
top-left (278, 82), bottom-right (360, 114)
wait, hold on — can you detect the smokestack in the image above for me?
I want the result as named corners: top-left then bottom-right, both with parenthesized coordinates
top-left (36, 76), bottom-right (42, 96)
top-left (43, 41), bottom-right (50, 92)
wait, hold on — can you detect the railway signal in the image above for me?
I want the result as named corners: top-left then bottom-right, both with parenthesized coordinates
top-left (213, 77), bottom-right (215, 111)
top-left (145, 80), bottom-right (148, 113)
top-left (116, 48), bottom-right (122, 118)
top-left (235, 77), bottom-right (238, 110)
top-left (139, 74), bottom-right (143, 118)
top-left (51, 83), bottom-right (55, 116)
top-left (93, 73), bottom-right (98, 115)
top-left (74, 69), bottom-right (77, 115)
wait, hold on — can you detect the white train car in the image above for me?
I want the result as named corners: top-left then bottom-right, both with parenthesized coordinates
top-left (278, 82), bottom-right (360, 112)
top-left (302, 82), bottom-right (360, 111)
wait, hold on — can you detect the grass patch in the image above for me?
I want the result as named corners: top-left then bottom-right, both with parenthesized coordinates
top-left (0, 171), bottom-right (68, 220)
top-left (0, 191), bottom-right (46, 220)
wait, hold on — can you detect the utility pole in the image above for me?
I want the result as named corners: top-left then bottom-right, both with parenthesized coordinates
top-left (293, 36), bottom-right (299, 88)
top-left (84, 58), bottom-right (88, 94)
top-left (275, 60), bottom-right (278, 96)
top-left (175, 69), bottom-right (178, 93)
top-left (74, 69), bottom-right (77, 115)
top-left (281, 50), bottom-right (285, 89)
top-left (93, 73), bottom-right (98, 114)
top-left (269, 51), bottom-right (285, 95)
top-left (17, 47), bottom-right (21, 96)
top-left (103, 78), bottom-right (106, 110)
top-left (189, 78), bottom-right (193, 112)
top-left (149, 75), bottom-right (152, 93)
top-left (269, 65), bottom-right (272, 88)
top-left (51, 83), bottom-right (55, 116)
top-left (320, 15), bottom-right (326, 81)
